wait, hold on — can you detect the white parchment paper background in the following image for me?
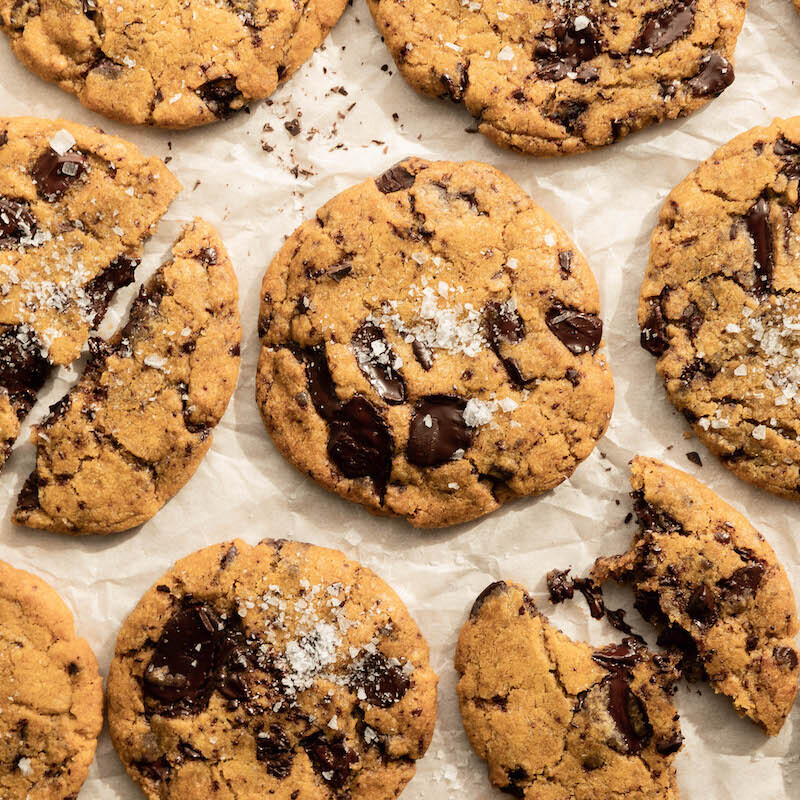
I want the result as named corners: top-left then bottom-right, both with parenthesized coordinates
top-left (1, 0), bottom-right (799, 796)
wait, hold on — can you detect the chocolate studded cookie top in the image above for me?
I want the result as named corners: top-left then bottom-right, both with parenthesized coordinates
top-left (367, 0), bottom-right (746, 156)
top-left (455, 580), bottom-right (683, 799)
top-left (0, 0), bottom-right (348, 127)
top-left (107, 538), bottom-right (438, 800)
top-left (641, 117), bottom-right (800, 499)
top-left (257, 158), bottom-right (614, 527)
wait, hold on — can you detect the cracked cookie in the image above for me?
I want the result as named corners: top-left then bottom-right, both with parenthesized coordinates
top-left (0, 0), bottom-right (347, 128)
top-left (107, 537), bottom-right (438, 800)
top-left (0, 116), bottom-right (179, 470)
top-left (455, 580), bottom-right (683, 799)
top-left (256, 157), bottom-right (614, 527)
top-left (0, 560), bottom-right (103, 799)
top-left (591, 456), bottom-right (799, 736)
top-left (641, 117), bottom-right (800, 499)
top-left (367, 0), bottom-right (746, 157)
top-left (13, 218), bottom-right (241, 535)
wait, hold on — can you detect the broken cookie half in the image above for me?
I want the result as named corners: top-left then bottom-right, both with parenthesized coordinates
top-left (456, 580), bottom-right (683, 800)
top-left (592, 456), bottom-right (799, 736)
top-left (13, 219), bottom-right (241, 535)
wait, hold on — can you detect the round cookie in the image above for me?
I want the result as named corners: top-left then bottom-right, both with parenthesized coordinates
top-left (455, 580), bottom-right (683, 799)
top-left (367, 0), bottom-right (746, 156)
top-left (13, 219), bottom-right (241, 535)
top-left (592, 456), bottom-right (800, 736)
top-left (0, 0), bottom-right (348, 128)
top-left (257, 158), bottom-right (614, 527)
top-left (0, 116), bottom-right (179, 469)
top-left (107, 538), bottom-right (438, 800)
top-left (640, 117), bottom-right (800, 499)
top-left (0, 560), bottom-right (103, 799)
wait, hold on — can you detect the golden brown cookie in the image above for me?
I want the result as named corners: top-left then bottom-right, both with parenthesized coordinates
top-left (13, 219), bottom-right (241, 535)
top-left (591, 456), bottom-right (800, 736)
top-left (0, 560), bottom-right (103, 799)
top-left (257, 158), bottom-right (614, 527)
top-left (367, 0), bottom-right (746, 156)
top-left (107, 538), bottom-right (438, 800)
top-left (0, 0), bottom-right (348, 127)
top-left (455, 580), bottom-right (683, 799)
top-left (641, 117), bottom-right (800, 499)
top-left (0, 116), bottom-right (179, 470)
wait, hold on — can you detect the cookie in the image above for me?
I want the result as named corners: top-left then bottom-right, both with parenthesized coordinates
top-left (0, 116), bottom-right (179, 469)
top-left (0, 560), bottom-right (103, 799)
top-left (257, 158), bottom-right (614, 527)
top-left (591, 456), bottom-right (799, 735)
top-left (0, 0), bottom-right (348, 128)
top-left (455, 580), bottom-right (683, 799)
top-left (641, 117), bottom-right (800, 499)
top-left (107, 538), bottom-right (438, 800)
top-left (367, 0), bottom-right (746, 156)
top-left (13, 219), bottom-right (241, 535)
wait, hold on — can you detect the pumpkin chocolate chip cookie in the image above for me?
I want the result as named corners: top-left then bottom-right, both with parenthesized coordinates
top-left (367, 0), bottom-right (746, 156)
top-left (256, 157), bottom-right (614, 527)
top-left (107, 538), bottom-right (438, 800)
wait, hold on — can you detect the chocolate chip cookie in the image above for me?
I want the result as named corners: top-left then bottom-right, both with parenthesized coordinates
top-left (641, 117), bottom-right (800, 499)
top-left (0, 116), bottom-right (179, 470)
top-left (13, 219), bottom-right (241, 535)
top-left (591, 456), bottom-right (799, 736)
top-left (456, 580), bottom-right (683, 799)
top-left (1, 0), bottom-right (348, 128)
top-left (257, 158), bottom-right (614, 527)
top-left (0, 560), bottom-right (103, 799)
top-left (367, 0), bottom-right (746, 156)
top-left (107, 538), bottom-right (438, 800)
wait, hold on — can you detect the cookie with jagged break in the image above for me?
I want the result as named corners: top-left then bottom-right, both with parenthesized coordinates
top-left (257, 157), bottom-right (614, 527)
top-left (13, 219), bottom-right (240, 535)
top-left (456, 580), bottom-right (683, 799)
top-left (592, 456), bottom-right (799, 736)
top-left (0, 116), bottom-right (179, 470)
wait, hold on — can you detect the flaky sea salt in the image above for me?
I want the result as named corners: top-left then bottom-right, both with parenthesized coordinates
top-left (49, 129), bottom-right (76, 155)
top-left (498, 46), bottom-right (514, 61)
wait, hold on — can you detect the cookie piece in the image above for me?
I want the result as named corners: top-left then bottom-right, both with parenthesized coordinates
top-left (641, 117), bottom-right (800, 499)
top-left (0, 0), bottom-right (347, 128)
top-left (455, 580), bottom-right (683, 799)
top-left (0, 116), bottom-right (179, 469)
top-left (13, 219), bottom-right (240, 535)
top-left (0, 560), bottom-right (103, 799)
top-left (367, 0), bottom-right (746, 156)
top-left (591, 456), bottom-right (799, 735)
top-left (107, 538), bottom-right (438, 800)
top-left (257, 158), bottom-right (614, 527)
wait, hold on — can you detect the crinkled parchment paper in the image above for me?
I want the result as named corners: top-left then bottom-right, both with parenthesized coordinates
top-left (1, 0), bottom-right (799, 797)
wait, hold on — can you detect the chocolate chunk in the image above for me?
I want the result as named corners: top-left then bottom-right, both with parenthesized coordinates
top-left (686, 584), bottom-right (717, 627)
top-left (84, 254), bottom-right (139, 326)
top-left (16, 472), bottom-right (41, 510)
top-left (9, 0), bottom-right (39, 28)
top-left (605, 675), bottom-right (652, 755)
top-left (558, 250), bottom-right (573, 278)
top-left (375, 163), bottom-right (416, 194)
top-left (352, 321), bottom-right (405, 404)
top-left (469, 581), bottom-right (509, 618)
top-left (688, 53), bottom-right (734, 96)
top-left (655, 731), bottom-right (684, 755)
top-left (536, 17), bottom-right (601, 81)
top-left (681, 302), bottom-right (703, 337)
top-left (640, 303), bottom-right (669, 356)
top-left (719, 563), bottom-right (764, 598)
top-left (350, 651), bottom-right (410, 708)
top-left (196, 76), bottom-right (241, 118)
top-left (301, 732), bottom-right (357, 790)
top-left (545, 302), bottom-right (602, 355)
top-left (774, 137), bottom-right (800, 179)
top-left (549, 100), bottom-right (588, 133)
top-left (686, 451), bottom-right (702, 466)
top-left (0, 130), bottom-right (6, 147)
top-left (773, 646), bottom-right (799, 670)
top-left (592, 639), bottom-right (643, 670)
top-left (411, 339), bottom-right (433, 371)
top-left (256, 725), bottom-right (294, 779)
top-left (0, 327), bottom-right (49, 412)
top-left (407, 395), bottom-right (472, 466)
top-left (0, 198), bottom-right (36, 248)
top-left (633, 1), bottom-right (696, 53)
top-left (440, 63), bottom-right (468, 102)
top-left (632, 492), bottom-right (683, 534)
top-left (546, 568), bottom-right (574, 604)
top-left (327, 261), bottom-right (352, 281)
top-left (485, 301), bottom-right (527, 384)
top-left (745, 196), bottom-right (774, 296)
top-left (284, 119), bottom-right (301, 136)
top-left (298, 344), bottom-right (339, 420)
top-left (31, 148), bottom-right (88, 201)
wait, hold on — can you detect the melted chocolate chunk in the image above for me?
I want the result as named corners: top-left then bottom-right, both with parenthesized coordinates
top-left (718, 563), bottom-right (764, 599)
top-left (327, 261), bottom-right (352, 281)
top-left (0, 327), bottom-right (49, 412)
top-left (536, 17), bottom-right (601, 81)
top-left (407, 395), bottom-right (472, 467)
top-left (686, 584), bottom-right (717, 628)
top-left (745, 196), bottom-right (774, 296)
top-left (84, 254), bottom-right (139, 326)
top-left (633, 1), bottom-right (696, 53)
top-left (545, 302), bottom-right (602, 355)
top-left (352, 322), bottom-right (405, 404)
top-left (558, 250), bottom-right (573, 278)
top-left (605, 675), bottom-right (652, 755)
top-left (0, 198), bottom-right (36, 248)
top-left (440, 63), bottom-right (468, 102)
top-left (640, 303), bottom-right (669, 356)
top-left (301, 732), bottom-right (357, 790)
top-left (31, 148), bottom-right (88, 201)
top-left (196, 76), bottom-right (241, 118)
top-left (774, 138), bottom-right (800, 179)
top-left (546, 568), bottom-right (574, 604)
top-left (592, 639), bottom-right (643, 670)
top-left (485, 301), bottom-right (527, 384)
top-left (681, 302), bottom-right (703, 337)
top-left (470, 581), bottom-right (509, 618)
top-left (299, 344), bottom-right (339, 420)
top-left (375, 163), bottom-right (416, 194)
top-left (632, 492), bottom-right (683, 534)
top-left (256, 726), bottom-right (294, 779)
top-left (774, 646), bottom-right (799, 670)
top-left (411, 339), bottom-right (433, 371)
top-left (688, 53), bottom-right (734, 96)
top-left (350, 651), bottom-right (410, 708)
